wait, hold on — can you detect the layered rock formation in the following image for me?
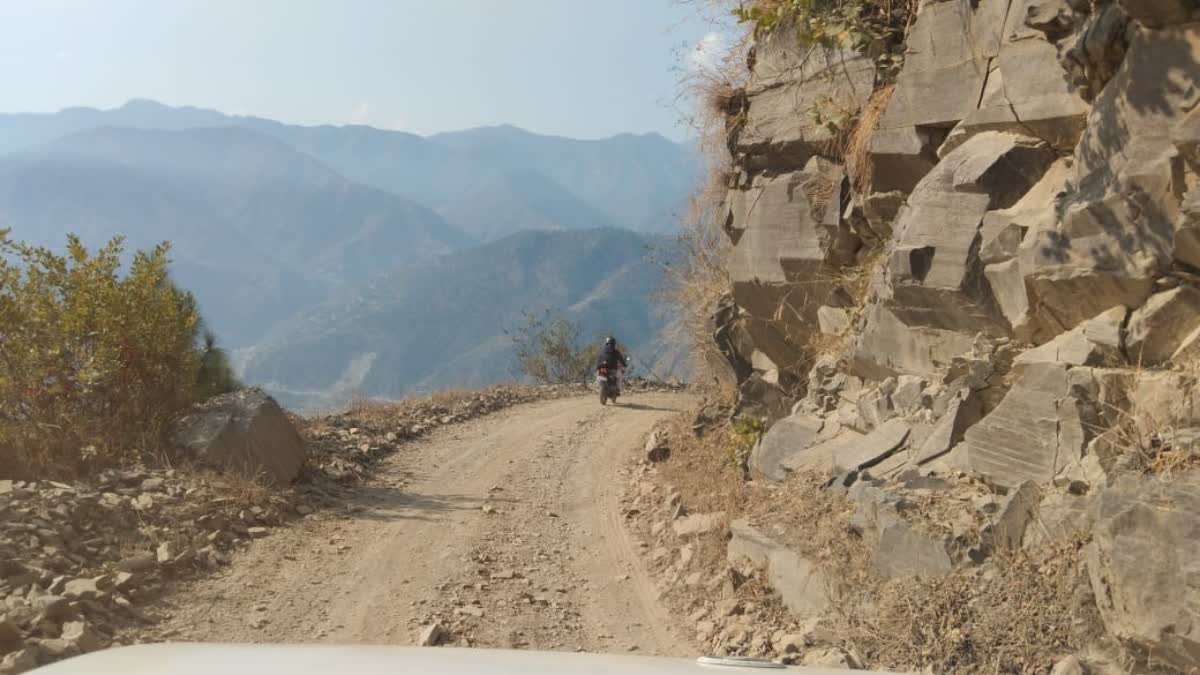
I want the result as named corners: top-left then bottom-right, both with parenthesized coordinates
top-left (711, 1), bottom-right (1200, 670)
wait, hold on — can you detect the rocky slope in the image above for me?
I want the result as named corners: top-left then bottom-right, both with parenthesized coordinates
top-left (701, 1), bottom-right (1200, 672)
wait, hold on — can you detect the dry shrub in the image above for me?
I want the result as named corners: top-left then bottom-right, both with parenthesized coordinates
top-left (653, 6), bottom-right (751, 390)
top-left (836, 542), bottom-right (1101, 674)
top-left (0, 232), bottom-right (239, 480)
top-left (428, 388), bottom-right (475, 408)
top-left (1099, 410), bottom-right (1200, 479)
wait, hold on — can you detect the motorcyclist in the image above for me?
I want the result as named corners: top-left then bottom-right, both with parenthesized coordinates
top-left (597, 336), bottom-right (628, 393)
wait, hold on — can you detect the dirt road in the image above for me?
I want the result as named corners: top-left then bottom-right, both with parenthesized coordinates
top-left (146, 393), bottom-right (694, 655)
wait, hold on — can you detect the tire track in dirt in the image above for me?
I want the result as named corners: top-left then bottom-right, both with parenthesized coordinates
top-left (143, 393), bottom-right (693, 656)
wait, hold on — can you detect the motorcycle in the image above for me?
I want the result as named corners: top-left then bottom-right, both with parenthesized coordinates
top-left (597, 357), bottom-right (629, 406)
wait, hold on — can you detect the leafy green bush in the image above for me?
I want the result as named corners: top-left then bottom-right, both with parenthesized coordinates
top-left (0, 230), bottom-right (240, 477)
top-left (506, 309), bottom-right (602, 385)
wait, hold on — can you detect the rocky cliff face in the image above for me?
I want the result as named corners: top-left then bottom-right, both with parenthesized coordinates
top-left (710, 0), bottom-right (1200, 670)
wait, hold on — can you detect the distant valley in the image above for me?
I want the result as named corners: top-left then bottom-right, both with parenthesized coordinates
top-left (0, 100), bottom-right (698, 406)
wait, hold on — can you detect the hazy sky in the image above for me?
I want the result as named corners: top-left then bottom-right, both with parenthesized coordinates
top-left (1, 0), bottom-right (735, 140)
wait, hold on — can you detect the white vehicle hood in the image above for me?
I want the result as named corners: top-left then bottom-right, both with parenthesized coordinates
top-left (31, 643), bottom-right (903, 675)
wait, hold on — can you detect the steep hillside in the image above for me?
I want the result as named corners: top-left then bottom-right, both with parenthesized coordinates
top-left (431, 168), bottom-right (615, 241)
top-left (242, 228), bottom-right (680, 409)
top-left (431, 125), bottom-right (697, 233)
top-left (0, 126), bottom-right (466, 345)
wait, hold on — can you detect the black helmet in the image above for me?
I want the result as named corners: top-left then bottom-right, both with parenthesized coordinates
top-left (604, 336), bottom-right (616, 346)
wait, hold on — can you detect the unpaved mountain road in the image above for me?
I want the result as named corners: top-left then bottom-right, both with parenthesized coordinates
top-left (144, 393), bottom-right (694, 655)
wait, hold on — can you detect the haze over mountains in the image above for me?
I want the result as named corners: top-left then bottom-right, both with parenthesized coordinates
top-left (0, 100), bottom-right (698, 406)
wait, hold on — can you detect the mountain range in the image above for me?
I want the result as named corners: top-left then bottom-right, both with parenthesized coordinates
top-left (0, 100), bottom-right (698, 404)
top-left (0, 99), bottom-right (698, 236)
top-left (243, 228), bottom-right (679, 410)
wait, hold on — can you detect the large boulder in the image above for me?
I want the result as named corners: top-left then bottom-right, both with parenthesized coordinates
top-left (848, 485), bottom-right (954, 578)
top-left (851, 304), bottom-right (978, 380)
top-left (728, 519), bottom-right (829, 617)
top-left (942, 0), bottom-right (1090, 154)
top-left (726, 157), bottom-right (852, 316)
top-left (735, 31), bottom-right (875, 170)
top-left (1087, 472), bottom-right (1200, 671)
top-left (1019, 23), bottom-right (1200, 343)
top-left (964, 363), bottom-right (1100, 486)
top-left (1011, 306), bottom-right (1127, 368)
top-left (1124, 286), bottom-right (1200, 365)
top-left (877, 0), bottom-right (1007, 131)
top-left (884, 132), bottom-right (1055, 336)
top-left (866, 0), bottom-right (1010, 198)
top-left (170, 387), bottom-right (306, 484)
top-left (750, 413), bottom-right (824, 482)
top-left (829, 418), bottom-right (912, 475)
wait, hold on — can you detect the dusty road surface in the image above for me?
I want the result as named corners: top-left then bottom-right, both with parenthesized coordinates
top-left (145, 393), bottom-right (694, 655)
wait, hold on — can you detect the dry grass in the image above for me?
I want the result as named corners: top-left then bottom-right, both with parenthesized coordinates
top-left (845, 83), bottom-right (895, 194)
top-left (836, 541), bottom-right (1101, 674)
top-left (657, 401), bottom-right (750, 516)
top-left (741, 471), bottom-right (1097, 674)
top-left (1087, 363), bottom-right (1200, 479)
top-left (194, 468), bottom-right (275, 509)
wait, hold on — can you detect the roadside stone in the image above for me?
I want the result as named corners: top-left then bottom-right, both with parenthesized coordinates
top-left (0, 648), bottom-right (37, 675)
top-left (964, 363), bottom-right (1095, 486)
top-left (873, 520), bottom-right (953, 579)
top-left (817, 306), bottom-right (852, 337)
top-left (1051, 655), bottom-right (1084, 675)
top-left (169, 387), bottom-right (306, 484)
top-left (1125, 286), bottom-right (1200, 366)
top-left (61, 620), bottom-right (103, 653)
top-left (0, 616), bottom-right (19, 645)
top-left (778, 634), bottom-right (804, 654)
top-left (1087, 472), bottom-right (1200, 672)
top-left (116, 553), bottom-right (156, 573)
top-left (727, 519), bottom-right (829, 617)
top-left (645, 430), bottom-right (670, 463)
top-left (419, 622), bottom-right (447, 647)
top-left (988, 481), bottom-right (1042, 551)
top-left (156, 543), bottom-right (173, 565)
top-left (802, 647), bottom-right (859, 669)
top-left (32, 596), bottom-right (70, 620)
top-left (751, 413), bottom-right (824, 482)
top-left (830, 418), bottom-right (911, 474)
top-left (62, 577), bottom-right (106, 600)
top-left (37, 638), bottom-right (80, 659)
top-left (672, 512), bottom-right (725, 537)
